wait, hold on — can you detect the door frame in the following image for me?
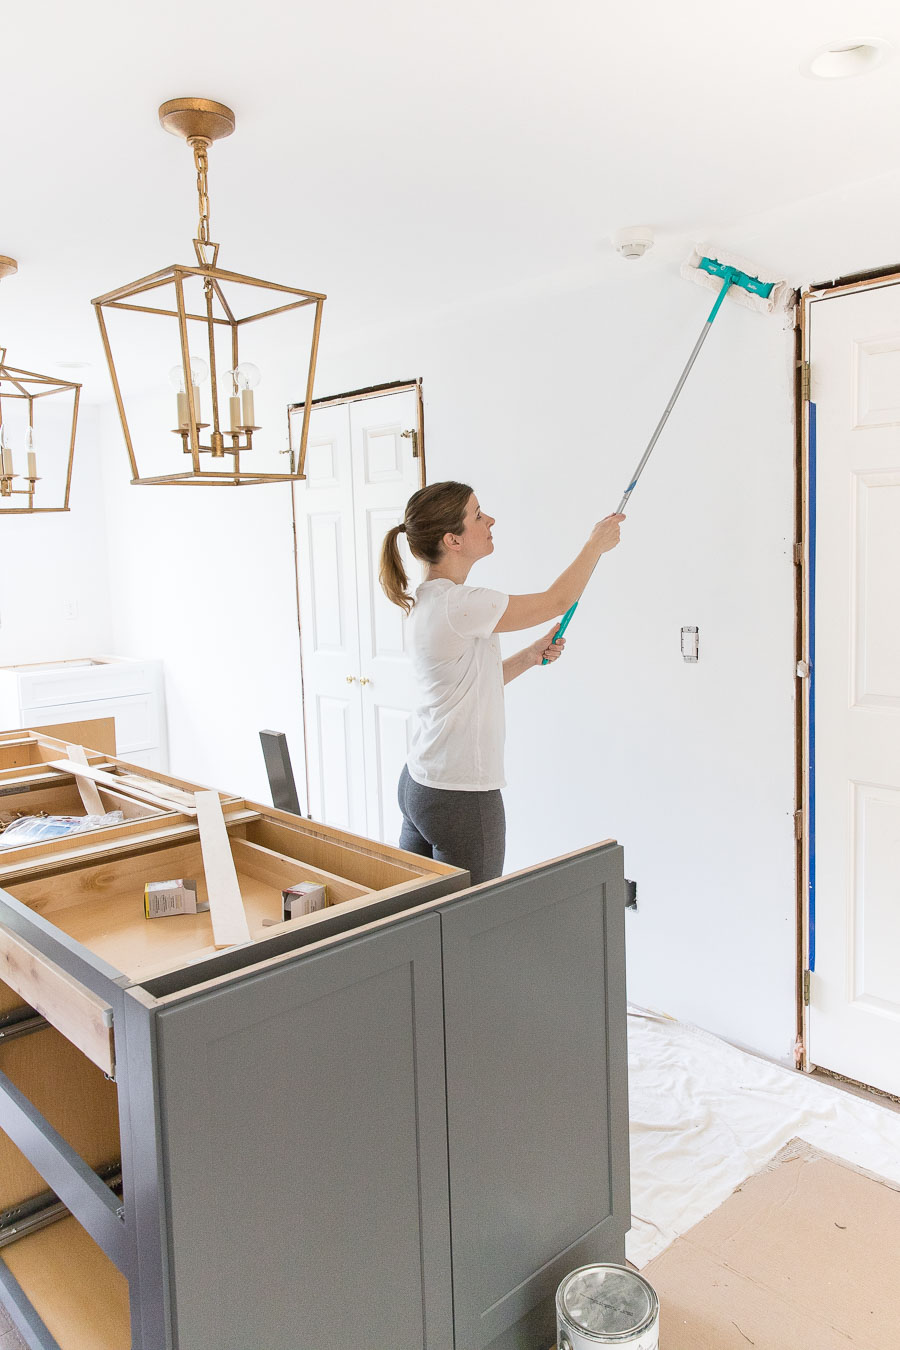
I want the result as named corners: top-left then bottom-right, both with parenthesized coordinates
top-left (286, 379), bottom-right (428, 822)
top-left (796, 263), bottom-right (900, 1078)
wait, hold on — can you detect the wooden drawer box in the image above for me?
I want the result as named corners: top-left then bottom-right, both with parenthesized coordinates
top-left (0, 774), bottom-right (163, 834)
top-left (0, 732), bottom-right (107, 776)
top-left (0, 727), bottom-right (241, 871)
top-left (0, 747), bottom-right (630, 1350)
top-left (0, 804), bottom-right (456, 994)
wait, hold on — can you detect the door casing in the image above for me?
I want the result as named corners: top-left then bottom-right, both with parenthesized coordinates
top-left (797, 264), bottom-right (900, 1081)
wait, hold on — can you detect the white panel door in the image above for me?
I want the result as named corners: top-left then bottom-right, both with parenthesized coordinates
top-left (350, 391), bottom-right (423, 844)
top-left (808, 282), bottom-right (900, 1094)
top-left (292, 405), bottom-right (367, 833)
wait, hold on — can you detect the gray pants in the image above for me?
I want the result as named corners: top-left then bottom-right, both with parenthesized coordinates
top-left (398, 764), bottom-right (506, 885)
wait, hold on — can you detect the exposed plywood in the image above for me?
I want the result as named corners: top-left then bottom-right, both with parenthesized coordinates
top-left (0, 779), bottom-right (157, 823)
top-left (28, 718), bottom-right (117, 758)
top-left (1, 1215), bottom-right (130, 1350)
top-left (0, 745), bottom-right (38, 772)
top-left (241, 816), bottom-right (428, 889)
top-left (0, 978), bottom-right (26, 1019)
top-left (5, 840), bottom-right (304, 980)
top-left (0, 810), bottom-right (255, 880)
top-left (230, 837), bottom-right (370, 904)
top-left (0, 926), bottom-right (115, 1077)
top-left (0, 1026), bottom-right (120, 1211)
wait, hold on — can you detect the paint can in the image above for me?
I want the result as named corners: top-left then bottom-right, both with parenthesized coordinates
top-left (556, 1264), bottom-right (659, 1350)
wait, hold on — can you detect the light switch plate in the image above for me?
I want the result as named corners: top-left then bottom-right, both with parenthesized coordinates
top-left (681, 625), bottom-right (699, 662)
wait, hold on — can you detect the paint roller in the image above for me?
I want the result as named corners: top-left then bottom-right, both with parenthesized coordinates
top-left (543, 246), bottom-right (793, 663)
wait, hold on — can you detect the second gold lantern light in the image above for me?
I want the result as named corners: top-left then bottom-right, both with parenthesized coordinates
top-left (93, 98), bottom-right (325, 485)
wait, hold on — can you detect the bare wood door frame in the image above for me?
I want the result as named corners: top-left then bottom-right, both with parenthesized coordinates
top-left (797, 263), bottom-right (900, 1084)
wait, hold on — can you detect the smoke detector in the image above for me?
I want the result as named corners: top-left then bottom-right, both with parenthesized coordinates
top-left (612, 226), bottom-right (654, 260)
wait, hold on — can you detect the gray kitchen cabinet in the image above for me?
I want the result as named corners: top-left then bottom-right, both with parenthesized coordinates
top-left (0, 739), bottom-right (628, 1350)
top-left (441, 852), bottom-right (629, 1350)
top-left (148, 913), bottom-right (454, 1350)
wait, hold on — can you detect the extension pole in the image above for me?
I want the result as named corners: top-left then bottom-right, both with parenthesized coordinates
top-left (542, 272), bottom-right (736, 664)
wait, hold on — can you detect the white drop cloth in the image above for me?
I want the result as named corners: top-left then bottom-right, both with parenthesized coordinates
top-left (626, 1004), bottom-right (900, 1269)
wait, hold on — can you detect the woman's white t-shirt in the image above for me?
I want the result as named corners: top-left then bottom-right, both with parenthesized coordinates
top-left (406, 579), bottom-right (510, 791)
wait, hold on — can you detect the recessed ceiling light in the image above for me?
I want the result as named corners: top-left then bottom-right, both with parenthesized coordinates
top-left (801, 38), bottom-right (892, 80)
top-left (54, 360), bottom-right (92, 370)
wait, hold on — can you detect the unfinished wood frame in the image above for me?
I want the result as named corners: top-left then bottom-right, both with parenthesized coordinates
top-left (0, 926), bottom-right (115, 1077)
top-left (288, 376), bottom-right (427, 477)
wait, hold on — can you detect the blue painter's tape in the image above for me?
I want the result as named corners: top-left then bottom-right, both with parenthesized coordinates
top-left (809, 401), bottom-right (817, 973)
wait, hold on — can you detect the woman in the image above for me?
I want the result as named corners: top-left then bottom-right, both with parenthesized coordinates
top-left (380, 481), bottom-right (624, 884)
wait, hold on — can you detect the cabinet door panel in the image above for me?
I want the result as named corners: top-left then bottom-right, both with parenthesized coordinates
top-left (154, 914), bottom-right (452, 1350)
top-left (440, 846), bottom-right (629, 1350)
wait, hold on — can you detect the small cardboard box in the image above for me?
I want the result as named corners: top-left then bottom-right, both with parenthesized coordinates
top-left (282, 881), bottom-right (327, 921)
top-left (144, 878), bottom-right (209, 920)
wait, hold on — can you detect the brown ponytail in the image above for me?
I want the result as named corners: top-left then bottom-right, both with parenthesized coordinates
top-left (379, 480), bottom-right (473, 613)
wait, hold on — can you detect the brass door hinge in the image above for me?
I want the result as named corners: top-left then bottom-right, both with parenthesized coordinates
top-left (793, 542), bottom-right (803, 566)
top-left (800, 361), bottom-right (811, 402)
top-left (401, 428), bottom-right (419, 458)
top-left (803, 969), bottom-right (811, 1005)
top-left (794, 810), bottom-right (803, 840)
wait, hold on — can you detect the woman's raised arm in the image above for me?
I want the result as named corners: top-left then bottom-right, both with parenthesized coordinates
top-left (494, 514), bottom-right (625, 633)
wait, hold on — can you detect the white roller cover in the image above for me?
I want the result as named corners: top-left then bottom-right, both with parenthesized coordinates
top-left (682, 244), bottom-right (793, 314)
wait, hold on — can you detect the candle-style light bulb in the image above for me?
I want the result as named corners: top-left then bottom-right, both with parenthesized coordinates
top-left (168, 358), bottom-right (209, 428)
top-left (0, 423), bottom-right (13, 477)
top-left (25, 427), bottom-right (37, 479)
top-left (229, 362), bottom-right (261, 429)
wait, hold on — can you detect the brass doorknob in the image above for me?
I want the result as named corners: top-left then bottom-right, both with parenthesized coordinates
top-left (346, 675), bottom-right (357, 684)
top-left (359, 677), bottom-right (371, 686)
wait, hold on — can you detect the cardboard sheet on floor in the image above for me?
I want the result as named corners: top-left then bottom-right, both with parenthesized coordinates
top-left (641, 1138), bottom-right (900, 1349)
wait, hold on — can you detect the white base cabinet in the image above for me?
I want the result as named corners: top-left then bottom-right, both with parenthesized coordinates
top-left (0, 658), bottom-right (167, 771)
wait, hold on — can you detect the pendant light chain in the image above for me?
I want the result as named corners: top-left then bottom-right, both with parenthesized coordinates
top-left (192, 139), bottom-right (212, 246)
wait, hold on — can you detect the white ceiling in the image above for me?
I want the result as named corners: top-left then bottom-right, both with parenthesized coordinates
top-left (4, 0), bottom-right (900, 398)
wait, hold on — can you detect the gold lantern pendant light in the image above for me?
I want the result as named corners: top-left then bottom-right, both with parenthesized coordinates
top-left (0, 256), bottom-right (82, 514)
top-left (93, 98), bottom-right (326, 485)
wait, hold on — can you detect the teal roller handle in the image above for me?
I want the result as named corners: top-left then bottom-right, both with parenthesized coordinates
top-left (541, 601), bottom-right (578, 665)
top-left (542, 259), bottom-right (748, 667)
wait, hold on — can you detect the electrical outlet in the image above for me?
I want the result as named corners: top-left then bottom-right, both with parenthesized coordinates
top-left (63, 597), bottom-right (78, 621)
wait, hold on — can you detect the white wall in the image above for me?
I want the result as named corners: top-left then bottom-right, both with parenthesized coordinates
top-left (98, 399), bottom-right (304, 802)
top-left (0, 403), bottom-right (113, 667)
top-left (95, 259), bottom-right (799, 1061)
top-left (324, 271), bottom-right (797, 1061)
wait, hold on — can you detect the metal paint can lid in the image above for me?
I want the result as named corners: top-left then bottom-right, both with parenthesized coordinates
top-left (557, 1264), bottom-right (659, 1343)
